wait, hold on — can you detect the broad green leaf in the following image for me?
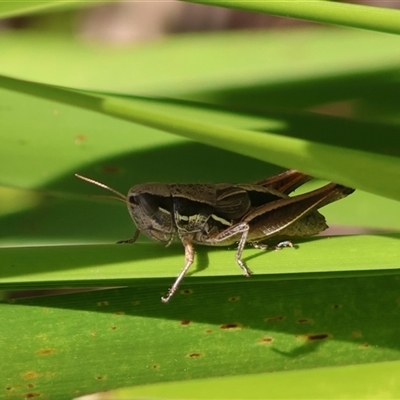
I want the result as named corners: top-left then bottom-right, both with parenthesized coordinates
top-left (182, 0), bottom-right (400, 36)
top-left (1, 234), bottom-right (399, 290)
top-left (2, 274), bottom-right (400, 399)
top-left (84, 361), bottom-right (400, 400)
top-left (0, 87), bottom-right (183, 190)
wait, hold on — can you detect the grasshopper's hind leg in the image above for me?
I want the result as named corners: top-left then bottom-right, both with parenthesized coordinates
top-left (275, 240), bottom-right (294, 249)
top-left (252, 240), bottom-right (294, 251)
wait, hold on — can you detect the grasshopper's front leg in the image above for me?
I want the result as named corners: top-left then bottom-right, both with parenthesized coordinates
top-left (117, 229), bottom-right (140, 244)
top-left (161, 236), bottom-right (195, 303)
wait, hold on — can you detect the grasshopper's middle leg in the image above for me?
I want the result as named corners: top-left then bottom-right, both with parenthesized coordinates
top-left (211, 222), bottom-right (252, 277)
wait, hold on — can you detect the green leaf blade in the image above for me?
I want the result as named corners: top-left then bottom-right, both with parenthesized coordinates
top-left (1, 234), bottom-right (399, 290)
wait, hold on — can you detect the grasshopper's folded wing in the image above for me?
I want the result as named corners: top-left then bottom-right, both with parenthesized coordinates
top-left (244, 183), bottom-right (354, 239)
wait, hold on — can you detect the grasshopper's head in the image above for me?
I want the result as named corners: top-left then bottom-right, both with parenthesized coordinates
top-left (75, 174), bottom-right (174, 243)
top-left (127, 183), bottom-right (174, 242)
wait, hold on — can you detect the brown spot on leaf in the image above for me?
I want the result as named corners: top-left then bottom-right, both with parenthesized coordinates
top-left (111, 326), bottom-right (117, 330)
top-left (180, 320), bottom-right (191, 325)
top-left (187, 352), bottom-right (203, 358)
top-left (265, 316), bottom-right (285, 322)
top-left (228, 296), bottom-right (240, 302)
top-left (96, 375), bottom-right (104, 380)
top-left (259, 336), bottom-right (274, 344)
top-left (332, 304), bottom-right (342, 309)
top-left (6, 386), bottom-right (12, 391)
top-left (22, 371), bottom-right (40, 380)
top-left (360, 343), bottom-right (370, 349)
top-left (205, 329), bottom-right (213, 334)
top-left (220, 323), bottom-right (242, 330)
top-left (297, 318), bottom-right (313, 325)
top-left (152, 364), bottom-right (160, 369)
top-left (25, 393), bottom-right (40, 399)
top-left (36, 348), bottom-right (55, 355)
top-left (90, 332), bottom-right (96, 337)
top-left (74, 134), bottom-right (86, 145)
top-left (27, 384), bottom-right (35, 389)
top-left (97, 301), bottom-right (109, 306)
top-left (181, 288), bottom-right (193, 295)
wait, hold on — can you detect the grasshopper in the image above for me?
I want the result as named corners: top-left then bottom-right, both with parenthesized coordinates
top-left (75, 170), bottom-right (354, 302)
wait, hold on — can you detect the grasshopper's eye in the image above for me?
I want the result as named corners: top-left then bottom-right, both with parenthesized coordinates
top-left (129, 193), bottom-right (160, 216)
top-left (129, 195), bottom-right (138, 205)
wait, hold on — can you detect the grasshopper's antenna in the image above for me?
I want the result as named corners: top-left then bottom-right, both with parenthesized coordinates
top-left (75, 174), bottom-right (127, 204)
